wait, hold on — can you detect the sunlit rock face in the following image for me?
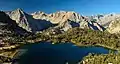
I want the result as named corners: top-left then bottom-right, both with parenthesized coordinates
top-left (31, 11), bottom-right (49, 20)
top-left (88, 21), bottom-right (104, 31)
top-left (48, 11), bottom-right (87, 31)
top-left (6, 8), bottom-right (32, 32)
top-left (4, 8), bottom-right (120, 34)
top-left (4, 9), bottom-right (105, 33)
top-left (6, 8), bottom-right (53, 33)
top-left (91, 13), bottom-right (120, 33)
top-left (32, 11), bottom-right (104, 31)
top-left (31, 11), bottom-right (85, 24)
top-left (92, 13), bottom-right (120, 28)
top-left (48, 11), bottom-right (84, 24)
top-left (107, 18), bottom-right (120, 33)
top-left (0, 11), bottom-right (28, 35)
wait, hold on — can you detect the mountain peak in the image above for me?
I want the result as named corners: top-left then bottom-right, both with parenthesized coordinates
top-left (4, 9), bottom-right (105, 33)
top-left (55, 11), bottom-right (76, 14)
top-left (16, 8), bottom-right (23, 11)
top-left (31, 11), bottom-right (45, 15)
top-left (14, 8), bottom-right (25, 14)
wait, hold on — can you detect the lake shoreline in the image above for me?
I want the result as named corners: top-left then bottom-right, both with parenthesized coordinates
top-left (0, 40), bottom-right (119, 64)
top-left (25, 40), bottom-right (119, 51)
top-left (12, 42), bottom-right (114, 64)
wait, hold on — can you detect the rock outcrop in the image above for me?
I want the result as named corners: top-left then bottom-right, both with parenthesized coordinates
top-left (48, 11), bottom-right (83, 24)
top-left (107, 18), bottom-right (120, 33)
top-left (6, 8), bottom-right (32, 32)
top-left (31, 11), bottom-right (49, 20)
top-left (92, 13), bottom-right (120, 28)
top-left (91, 13), bottom-right (120, 33)
top-left (4, 9), bottom-right (107, 33)
top-left (0, 11), bottom-right (28, 35)
top-left (32, 11), bottom-right (104, 31)
top-left (6, 8), bottom-right (53, 33)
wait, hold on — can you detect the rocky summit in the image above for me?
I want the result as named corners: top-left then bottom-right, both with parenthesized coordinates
top-left (0, 11), bottom-right (28, 35)
top-left (107, 18), bottom-right (120, 33)
top-left (2, 8), bottom-right (120, 34)
top-left (31, 10), bottom-right (104, 31)
top-left (6, 8), bottom-right (53, 33)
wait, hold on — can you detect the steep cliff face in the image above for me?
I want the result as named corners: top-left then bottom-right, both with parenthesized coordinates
top-left (3, 8), bottom-right (120, 34)
top-left (48, 11), bottom-right (83, 24)
top-left (107, 18), bottom-right (120, 33)
top-left (32, 11), bottom-right (104, 31)
top-left (31, 11), bottom-right (49, 20)
top-left (31, 11), bottom-right (83, 23)
top-left (5, 9), bottom-right (105, 33)
top-left (6, 8), bottom-right (53, 33)
top-left (93, 13), bottom-right (120, 28)
top-left (6, 8), bottom-right (31, 32)
top-left (90, 13), bottom-right (120, 33)
top-left (88, 21), bottom-right (104, 31)
top-left (0, 11), bottom-right (28, 36)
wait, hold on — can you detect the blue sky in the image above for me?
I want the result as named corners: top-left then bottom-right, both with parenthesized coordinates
top-left (0, 0), bottom-right (120, 15)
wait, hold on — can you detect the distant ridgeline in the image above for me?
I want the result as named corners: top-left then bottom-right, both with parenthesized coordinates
top-left (5, 8), bottom-right (105, 33)
top-left (0, 8), bottom-right (120, 64)
top-left (1, 8), bottom-right (119, 34)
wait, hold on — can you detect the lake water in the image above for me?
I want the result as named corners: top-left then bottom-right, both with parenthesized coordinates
top-left (14, 42), bottom-right (112, 64)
